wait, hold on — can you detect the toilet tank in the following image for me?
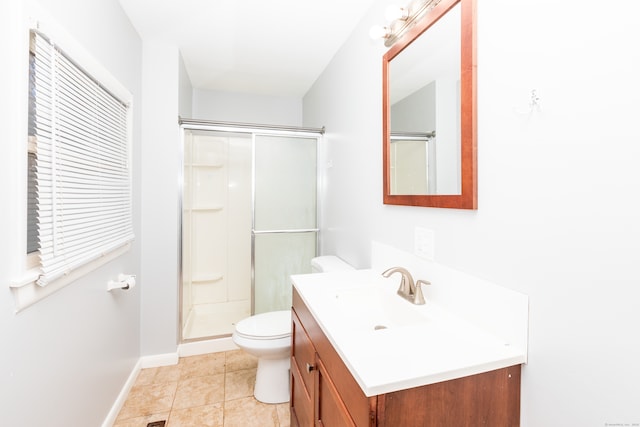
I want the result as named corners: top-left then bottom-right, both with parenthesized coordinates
top-left (311, 256), bottom-right (354, 273)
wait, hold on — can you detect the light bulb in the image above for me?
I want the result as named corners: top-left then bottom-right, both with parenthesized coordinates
top-left (385, 4), bottom-right (408, 22)
top-left (369, 25), bottom-right (389, 40)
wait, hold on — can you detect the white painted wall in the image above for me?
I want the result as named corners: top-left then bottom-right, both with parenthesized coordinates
top-left (0, 0), bottom-right (142, 425)
top-left (304, 0), bottom-right (640, 425)
top-left (179, 53), bottom-right (193, 118)
top-left (139, 41), bottom-right (181, 356)
top-left (192, 88), bottom-right (303, 125)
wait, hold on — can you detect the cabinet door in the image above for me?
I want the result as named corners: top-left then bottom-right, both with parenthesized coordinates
top-left (316, 358), bottom-right (357, 427)
top-left (291, 358), bottom-right (313, 427)
top-left (291, 310), bottom-right (315, 427)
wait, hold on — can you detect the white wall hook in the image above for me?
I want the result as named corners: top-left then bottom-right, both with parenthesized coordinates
top-left (514, 89), bottom-right (542, 115)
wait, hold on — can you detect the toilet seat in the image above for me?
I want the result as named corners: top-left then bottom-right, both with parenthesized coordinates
top-left (234, 310), bottom-right (291, 340)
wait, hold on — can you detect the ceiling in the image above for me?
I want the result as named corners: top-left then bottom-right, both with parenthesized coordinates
top-left (119, 0), bottom-right (378, 97)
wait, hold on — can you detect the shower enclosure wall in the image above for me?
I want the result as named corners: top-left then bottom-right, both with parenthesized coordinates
top-left (180, 122), bottom-right (321, 341)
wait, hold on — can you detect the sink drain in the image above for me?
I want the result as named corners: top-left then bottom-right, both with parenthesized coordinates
top-left (374, 325), bottom-right (388, 330)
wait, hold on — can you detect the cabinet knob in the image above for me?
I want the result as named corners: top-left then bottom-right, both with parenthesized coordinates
top-left (306, 363), bottom-right (316, 373)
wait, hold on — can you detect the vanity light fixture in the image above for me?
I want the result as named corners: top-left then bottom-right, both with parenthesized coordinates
top-left (370, 0), bottom-right (443, 46)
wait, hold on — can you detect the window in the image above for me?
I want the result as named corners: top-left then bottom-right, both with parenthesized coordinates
top-left (26, 30), bottom-right (134, 288)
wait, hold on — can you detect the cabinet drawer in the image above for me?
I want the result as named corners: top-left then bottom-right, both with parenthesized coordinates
top-left (292, 309), bottom-right (315, 396)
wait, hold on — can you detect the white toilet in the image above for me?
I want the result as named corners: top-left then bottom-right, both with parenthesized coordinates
top-left (232, 255), bottom-right (354, 404)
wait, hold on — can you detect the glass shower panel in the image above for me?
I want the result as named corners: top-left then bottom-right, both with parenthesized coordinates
top-left (391, 139), bottom-right (429, 195)
top-left (253, 135), bottom-right (318, 314)
top-left (253, 232), bottom-right (317, 314)
top-left (254, 135), bottom-right (317, 231)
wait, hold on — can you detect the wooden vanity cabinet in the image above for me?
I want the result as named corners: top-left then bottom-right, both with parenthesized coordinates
top-left (290, 305), bottom-right (315, 426)
top-left (290, 288), bottom-right (521, 427)
top-left (291, 289), bottom-right (373, 427)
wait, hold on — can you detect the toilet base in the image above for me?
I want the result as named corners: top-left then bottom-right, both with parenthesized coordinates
top-left (254, 356), bottom-right (290, 404)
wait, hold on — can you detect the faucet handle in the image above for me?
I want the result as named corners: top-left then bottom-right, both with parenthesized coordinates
top-left (413, 279), bottom-right (431, 305)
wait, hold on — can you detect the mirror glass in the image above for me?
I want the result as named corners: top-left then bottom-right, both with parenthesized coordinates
top-left (383, 0), bottom-right (476, 209)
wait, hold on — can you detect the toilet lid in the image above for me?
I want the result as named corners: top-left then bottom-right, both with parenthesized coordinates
top-left (234, 310), bottom-right (292, 339)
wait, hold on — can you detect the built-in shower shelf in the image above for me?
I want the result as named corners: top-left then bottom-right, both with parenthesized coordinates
top-left (192, 273), bottom-right (223, 283)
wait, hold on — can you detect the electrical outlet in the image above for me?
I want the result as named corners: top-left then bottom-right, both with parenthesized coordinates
top-left (414, 227), bottom-right (435, 260)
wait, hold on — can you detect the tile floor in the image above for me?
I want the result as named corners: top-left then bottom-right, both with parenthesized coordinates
top-left (114, 350), bottom-right (290, 427)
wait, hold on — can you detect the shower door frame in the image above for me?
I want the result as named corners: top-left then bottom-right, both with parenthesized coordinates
top-left (178, 119), bottom-right (324, 343)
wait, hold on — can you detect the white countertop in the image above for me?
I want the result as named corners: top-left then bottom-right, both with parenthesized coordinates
top-left (292, 269), bottom-right (527, 397)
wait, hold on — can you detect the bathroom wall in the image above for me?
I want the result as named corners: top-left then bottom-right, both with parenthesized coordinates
top-left (0, 0), bottom-right (143, 425)
top-left (192, 88), bottom-right (303, 126)
top-left (304, 0), bottom-right (640, 426)
top-left (179, 53), bottom-right (194, 118)
top-left (137, 44), bottom-right (195, 357)
top-left (139, 41), bottom-right (182, 356)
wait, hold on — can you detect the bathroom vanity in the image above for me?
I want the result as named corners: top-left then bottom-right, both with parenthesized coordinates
top-left (289, 267), bottom-right (528, 427)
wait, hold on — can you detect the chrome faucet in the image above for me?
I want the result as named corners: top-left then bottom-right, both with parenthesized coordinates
top-left (381, 267), bottom-right (430, 305)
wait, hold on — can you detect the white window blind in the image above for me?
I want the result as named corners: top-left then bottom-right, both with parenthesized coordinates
top-left (30, 30), bottom-right (134, 287)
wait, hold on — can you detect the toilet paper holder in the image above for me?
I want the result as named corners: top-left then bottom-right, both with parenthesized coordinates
top-left (107, 274), bottom-right (136, 291)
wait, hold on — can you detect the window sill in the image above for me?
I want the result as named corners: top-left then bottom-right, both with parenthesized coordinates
top-left (10, 243), bottom-right (131, 313)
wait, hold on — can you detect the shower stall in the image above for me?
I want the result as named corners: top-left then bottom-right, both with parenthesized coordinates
top-left (179, 120), bottom-right (322, 341)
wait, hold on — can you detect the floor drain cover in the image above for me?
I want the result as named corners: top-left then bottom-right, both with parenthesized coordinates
top-left (147, 422), bottom-right (166, 427)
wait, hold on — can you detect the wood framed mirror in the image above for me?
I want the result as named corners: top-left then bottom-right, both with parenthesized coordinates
top-left (382, 0), bottom-right (476, 209)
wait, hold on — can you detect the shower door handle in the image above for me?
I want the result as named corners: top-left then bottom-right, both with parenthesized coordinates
top-left (252, 228), bottom-right (320, 234)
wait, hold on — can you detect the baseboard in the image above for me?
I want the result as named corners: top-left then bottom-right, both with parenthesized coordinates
top-left (101, 358), bottom-right (142, 427)
top-left (101, 352), bottom-right (178, 426)
top-left (139, 351), bottom-right (180, 368)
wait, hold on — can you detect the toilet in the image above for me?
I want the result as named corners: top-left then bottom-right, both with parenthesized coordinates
top-left (232, 255), bottom-right (354, 404)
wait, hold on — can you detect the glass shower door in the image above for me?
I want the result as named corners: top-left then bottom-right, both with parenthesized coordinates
top-left (253, 134), bottom-right (318, 314)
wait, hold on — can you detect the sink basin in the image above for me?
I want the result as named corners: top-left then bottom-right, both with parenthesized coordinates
top-left (333, 286), bottom-right (428, 332)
